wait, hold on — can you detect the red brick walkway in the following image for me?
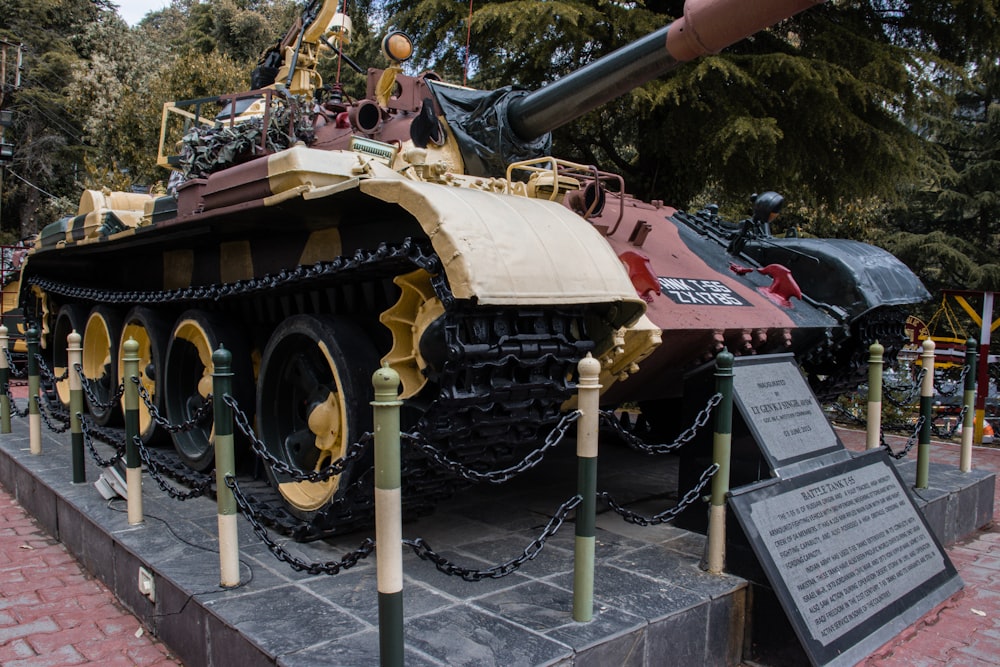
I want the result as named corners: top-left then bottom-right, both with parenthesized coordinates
top-left (840, 427), bottom-right (1000, 667)
top-left (0, 489), bottom-right (181, 666)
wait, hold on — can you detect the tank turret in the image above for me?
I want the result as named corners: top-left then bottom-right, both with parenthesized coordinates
top-left (14, 0), bottom-right (928, 539)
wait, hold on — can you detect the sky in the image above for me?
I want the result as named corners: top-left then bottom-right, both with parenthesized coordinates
top-left (117, 0), bottom-right (172, 26)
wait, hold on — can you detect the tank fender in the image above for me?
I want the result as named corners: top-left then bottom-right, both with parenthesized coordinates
top-left (359, 177), bottom-right (646, 329)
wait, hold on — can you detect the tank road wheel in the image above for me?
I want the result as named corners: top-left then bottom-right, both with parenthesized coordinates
top-left (51, 304), bottom-right (87, 407)
top-left (164, 311), bottom-right (251, 471)
top-left (257, 315), bottom-right (377, 517)
top-left (118, 307), bottom-right (172, 443)
top-left (82, 306), bottom-right (123, 426)
top-left (379, 269), bottom-right (444, 399)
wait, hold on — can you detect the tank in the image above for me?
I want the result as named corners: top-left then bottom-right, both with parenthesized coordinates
top-left (14, 0), bottom-right (928, 539)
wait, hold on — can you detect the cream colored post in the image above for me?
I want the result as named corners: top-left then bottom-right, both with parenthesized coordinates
top-left (123, 338), bottom-right (144, 524)
top-left (27, 326), bottom-right (40, 454)
top-left (866, 341), bottom-right (883, 450)
top-left (573, 354), bottom-right (601, 621)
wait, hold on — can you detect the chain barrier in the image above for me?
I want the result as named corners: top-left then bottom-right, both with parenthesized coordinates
top-left (884, 367), bottom-right (926, 407)
top-left (932, 405), bottom-right (968, 439)
top-left (37, 398), bottom-right (70, 433)
top-left (73, 364), bottom-right (125, 411)
top-left (404, 494), bottom-right (583, 581)
top-left (881, 416), bottom-right (925, 460)
top-left (5, 384), bottom-right (28, 418)
top-left (225, 474), bottom-right (375, 574)
top-left (933, 365), bottom-right (969, 397)
top-left (225, 394), bottom-right (372, 482)
top-left (79, 414), bottom-right (126, 468)
top-left (133, 378), bottom-right (213, 433)
top-left (4, 348), bottom-right (26, 378)
top-left (600, 392), bottom-right (722, 454)
top-left (599, 462), bottom-right (719, 526)
top-left (401, 411), bottom-right (581, 484)
top-left (134, 434), bottom-right (213, 500)
top-left (33, 353), bottom-right (68, 384)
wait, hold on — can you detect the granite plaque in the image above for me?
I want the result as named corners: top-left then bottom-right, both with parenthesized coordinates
top-left (732, 354), bottom-right (842, 470)
top-left (730, 450), bottom-right (961, 667)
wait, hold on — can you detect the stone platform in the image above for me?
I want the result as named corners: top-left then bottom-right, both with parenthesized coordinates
top-left (0, 417), bottom-right (992, 667)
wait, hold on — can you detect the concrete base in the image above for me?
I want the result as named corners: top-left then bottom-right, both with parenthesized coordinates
top-left (0, 419), bottom-right (746, 667)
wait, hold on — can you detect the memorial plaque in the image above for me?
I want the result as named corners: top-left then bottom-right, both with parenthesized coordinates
top-left (732, 354), bottom-right (842, 471)
top-left (730, 450), bottom-right (961, 667)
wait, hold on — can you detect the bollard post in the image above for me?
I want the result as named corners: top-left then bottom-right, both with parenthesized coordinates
top-left (123, 338), bottom-right (144, 524)
top-left (212, 346), bottom-right (240, 587)
top-left (372, 364), bottom-right (403, 667)
top-left (866, 341), bottom-right (884, 451)
top-left (705, 350), bottom-right (734, 575)
top-left (960, 338), bottom-right (977, 473)
top-left (916, 339), bottom-right (935, 489)
top-left (68, 331), bottom-right (85, 483)
top-left (27, 326), bottom-right (40, 455)
top-left (0, 324), bottom-right (9, 434)
top-left (573, 354), bottom-right (601, 621)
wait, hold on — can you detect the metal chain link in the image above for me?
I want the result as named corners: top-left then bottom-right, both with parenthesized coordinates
top-left (881, 415), bottom-right (925, 460)
top-left (225, 394), bottom-right (372, 482)
top-left (36, 397), bottom-right (70, 433)
top-left (599, 462), bottom-right (720, 526)
top-left (401, 411), bottom-right (581, 484)
top-left (79, 414), bottom-right (126, 468)
top-left (934, 365), bottom-right (970, 397)
top-left (133, 378), bottom-right (213, 433)
top-left (404, 494), bottom-right (583, 581)
top-left (884, 367), bottom-right (927, 407)
top-left (5, 384), bottom-right (28, 417)
top-left (225, 474), bottom-right (375, 575)
top-left (600, 392), bottom-right (723, 454)
top-left (4, 348), bottom-right (26, 378)
top-left (74, 364), bottom-right (125, 411)
top-left (134, 434), bottom-right (212, 500)
top-left (33, 353), bottom-right (67, 384)
top-left (932, 405), bottom-right (968, 438)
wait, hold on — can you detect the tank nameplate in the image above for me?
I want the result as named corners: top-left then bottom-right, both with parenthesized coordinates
top-left (657, 277), bottom-right (752, 306)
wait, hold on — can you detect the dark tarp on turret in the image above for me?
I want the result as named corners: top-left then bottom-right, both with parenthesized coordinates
top-left (425, 81), bottom-right (551, 178)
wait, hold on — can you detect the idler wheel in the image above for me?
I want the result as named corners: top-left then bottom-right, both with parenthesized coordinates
top-left (118, 307), bottom-right (172, 444)
top-left (81, 306), bottom-right (123, 426)
top-left (164, 310), bottom-right (252, 472)
top-left (51, 304), bottom-right (87, 408)
top-left (256, 315), bottom-right (376, 517)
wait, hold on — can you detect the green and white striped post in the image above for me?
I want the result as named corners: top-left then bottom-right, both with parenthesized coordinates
top-left (866, 341), bottom-right (884, 450)
top-left (573, 353), bottom-right (601, 622)
top-left (27, 326), bottom-right (40, 455)
top-left (372, 364), bottom-right (403, 667)
top-left (0, 324), bottom-right (10, 434)
top-left (916, 339), bottom-right (935, 489)
top-left (212, 345), bottom-right (240, 587)
top-left (68, 331), bottom-right (85, 483)
top-left (705, 349), bottom-right (734, 575)
top-left (960, 338), bottom-right (977, 473)
top-left (123, 338), bottom-right (144, 524)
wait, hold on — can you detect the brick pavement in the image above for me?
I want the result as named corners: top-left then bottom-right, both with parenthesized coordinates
top-left (0, 475), bottom-right (181, 666)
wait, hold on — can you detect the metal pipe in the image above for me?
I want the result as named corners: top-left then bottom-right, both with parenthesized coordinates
top-left (705, 349), bottom-right (733, 575)
top-left (960, 338), bottom-right (977, 472)
top-left (0, 324), bottom-right (9, 434)
top-left (866, 341), bottom-right (884, 450)
top-left (373, 364), bottom-right (404, 667)
top-left (68, 330), bottom-right (84, 483)
top-left (509, 0), bottom-right (825, 141)
top-left (573, 354), bottom-right (601, 621)
top-left (213, 345), bottom-right (241, 587)
top-left (27, 326), bottom-right (39, 455)
top-left (916, 339), bottom-right (935, 489)
top-left (124, 338), bottom-right (144, 525)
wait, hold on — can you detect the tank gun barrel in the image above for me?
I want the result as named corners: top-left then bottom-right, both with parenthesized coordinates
top-left (508, 0), bottom-right (825, 142)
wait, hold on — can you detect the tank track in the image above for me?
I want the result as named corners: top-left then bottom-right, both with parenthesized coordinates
top-left (27, 239), bottom-right (594, 541)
